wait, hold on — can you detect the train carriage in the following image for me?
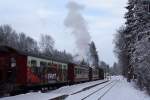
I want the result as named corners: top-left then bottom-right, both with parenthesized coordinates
top-left (67, 63), bottom-right (89, 84)
top-left (89, 67), bottom-right (104, 81)
top-left (0, 46), bottom-right (27, 94)
top-left (74, 65), bottom-right (89, 82)
top-left (99, 68), bottom-right (104, 79)
top-left (0, 45), bottom-right (105, 96)
top-left (26, 55), bottom-right (69, 85)
top-left (27, 57), bottom-right (68, 85)
top-left (0, 46), bottom-right (69, 95)
top-left (27, 56), bottom-right (57, 84)
top-left (92, 68), bottom-right (99, 80)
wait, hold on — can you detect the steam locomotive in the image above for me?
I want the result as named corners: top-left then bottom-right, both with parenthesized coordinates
top-left (0, 45), bottom-right (104, 96)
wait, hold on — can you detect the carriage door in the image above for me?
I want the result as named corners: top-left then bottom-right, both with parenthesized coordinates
top-left (0, 57), bottom-right (9, 83)
top-left (61, 64), bottom-right (68, 82)
top-left (7, 57), bottom-right (17, 83)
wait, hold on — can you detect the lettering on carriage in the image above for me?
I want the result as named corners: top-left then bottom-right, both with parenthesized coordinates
top-left (48, 73), bottom-right (56, 80)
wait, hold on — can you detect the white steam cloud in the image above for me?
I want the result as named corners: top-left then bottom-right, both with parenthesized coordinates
top-left (64, 1), bottom-right (91, 60)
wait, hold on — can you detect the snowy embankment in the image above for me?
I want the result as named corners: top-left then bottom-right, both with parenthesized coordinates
top-left (0, 80), bottom-right (107, 100)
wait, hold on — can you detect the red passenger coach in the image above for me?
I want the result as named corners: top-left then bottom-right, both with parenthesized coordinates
top-left (68, 63), bottom-right (89, 84)
top-left (0, 45), bottom-right (105, 96)
top-left (0, 46), bottom-right (27, 84)
top-left (0, 46), bottom-right (68, 95)
top-left (0, 46), bottom-right (27, 94)
top-left (89, 67), bottom-right (103, 81)
top-left (74, 65), bottom-right (89, 82)
top-left (67, 63), bottom-right (75, 84)
top-left (92, 68), bottom-right (99, 80)
top-left (99, 68), bottom-right (104, 79)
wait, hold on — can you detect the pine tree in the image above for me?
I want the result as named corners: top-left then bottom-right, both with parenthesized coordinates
top-left (117, 0), bottom-right (150, 93)
top-left (116, 0), bottom-right (150, 88)
top-left (132, 0), bottom-right (150, 91)
top-left (114, 26), bottom-right (129, 77)
top-left (124, 0), bottom-right (136, 81)
top-left (89, 41), bottom-right (99, 68)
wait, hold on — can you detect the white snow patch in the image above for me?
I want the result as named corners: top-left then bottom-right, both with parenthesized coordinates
top-left (0, 80), bottom-right (107, 100)
top-left (66, 76), bottom-right (150, 100)
top-left (102, 77), bottom-right (150, 100)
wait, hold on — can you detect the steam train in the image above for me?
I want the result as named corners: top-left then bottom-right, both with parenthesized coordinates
top-left (0, 46), bottom-right (104, 96)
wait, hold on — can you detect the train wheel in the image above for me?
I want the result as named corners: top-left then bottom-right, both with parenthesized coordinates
top-left (41, 87), bottom-right (48, 93)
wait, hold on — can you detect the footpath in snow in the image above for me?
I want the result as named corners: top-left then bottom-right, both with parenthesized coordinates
top-left (101, 77), bottom-right (150, 100)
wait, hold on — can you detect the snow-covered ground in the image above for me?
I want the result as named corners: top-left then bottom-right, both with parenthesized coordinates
top-left (66, 76), bottom-right (150, 100)
top-left (0, 79), bottom-right (107, 100)
top-left (1, 76), bottom-right (150, 100)
top-left (101, 76), bottom-right (150, 100)
top-left (65, 80), bottom-right (115, 100)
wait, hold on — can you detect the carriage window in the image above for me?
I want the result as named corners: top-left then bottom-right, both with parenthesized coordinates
top-left (40, 61), bottom-right (47, 67)
top-left (78, 69), bottom-right (81, 74)
top-left (62, 65), bottom-right (66, 70)
top-left (11, 57), bottom-right (16, 68)
top-left (75, 68), bottom-right (79, 74)
top-left (48, 62), bottom-right (52, 67)
top-left (75, 68), bottom-right (77, 74)
top-left (28, 61), bottom-right (30, 65)
top-left (63, 65), bottom-right (67, 70)
top-left (31, 60), bottom-right (37, 67)
top-left (59, 64), bottom-right (62, 68)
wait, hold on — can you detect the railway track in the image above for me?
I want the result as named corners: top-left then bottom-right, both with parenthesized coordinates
top-left (70, 80), bottom-right (109, 95)
top-left (50, 80), bottom-right (109, 100)
top-left (96, 81), bottom-right (118, 100)
top-left (81, 80), bottom-right (118, 100)
top-left (66, 80), bottom-right (119, 100)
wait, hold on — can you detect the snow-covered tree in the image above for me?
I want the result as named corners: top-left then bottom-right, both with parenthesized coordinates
top-left (116, 0), bottom-right (150, 94)
top-left (0, 24), bottom-right (74, 63)
top-left (132, 0), bottom-right (150, 92)
top-left (110, 62), bottom-right (121, 76)
top-left (17, 33), bottom-right (38, 52)
top-left (0, 25), bottom-right (18, 47)
top-left (39, 34), bottom-right (55, 55)
top-left (124, 0), bottom-right (137, 81)
top-left (52, 49), bottom-right (73, 62)
top-left (114, 26), bottom-right (130, 77)
top-left (114, 1), bottom-right (136, 80)
top-left (0, 25), bottom-right (39, 52)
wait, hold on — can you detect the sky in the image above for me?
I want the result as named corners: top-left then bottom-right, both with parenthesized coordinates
top-left (0, 0), bottom-right (128, 66)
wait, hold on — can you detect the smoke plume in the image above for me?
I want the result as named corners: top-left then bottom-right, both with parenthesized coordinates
top-left (64, 1), bottom-right (91, 60)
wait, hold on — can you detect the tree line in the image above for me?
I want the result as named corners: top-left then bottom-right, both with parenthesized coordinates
top-left (114, 0), bottom-right (150, 94)
top-left (0, 24), bottom-right (73, 62)
top-left (0, 24), bottom-right (109, 74)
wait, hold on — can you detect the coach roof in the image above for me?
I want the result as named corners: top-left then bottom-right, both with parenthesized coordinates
top-left (0, 45), bottom-right (71, 64)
